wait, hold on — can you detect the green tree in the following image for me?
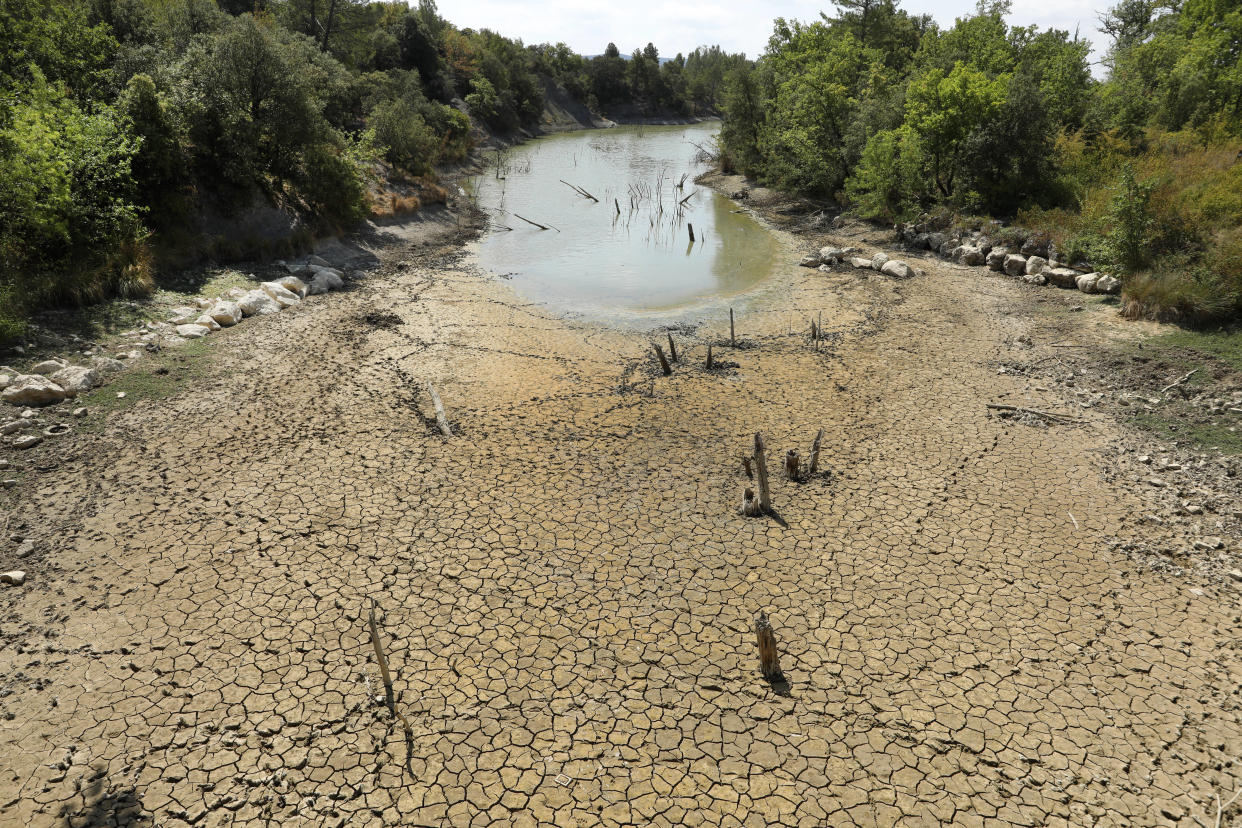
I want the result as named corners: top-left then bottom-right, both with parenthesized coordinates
top-left (904, 61), bottom-right (1008, 196)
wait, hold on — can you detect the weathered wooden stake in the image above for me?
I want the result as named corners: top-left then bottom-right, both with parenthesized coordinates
top-left (808, 428), bottom-right (825, 475)
top-left (810, 320), bottom-right (818, 341)
top-left (730, 308), bottom-right (736, 347)
top-left (753, 432), bottom-right (772, 513)
top-left (785, 449), bottom-right (801, 480)
top-left (742, 455), bottom-right (753, 479)
top-left (755, 611), bottom-right (783, 680)
top-left (742, 488), bottom-right (762, 517)
top-left (427, 384), bottom-right (453, 438)
top-left (667, 332), bottom-right (678, 363)
top-left (368, 598), bottom-right (395, 714)
top-left (615, 198), bottom-right (621, 215)
top-left (653, 343), bottom-right (672, 376)
top-left (705, 344), bottom-right (714, 370)
top-left (688, 223), bottom-right (695, 242)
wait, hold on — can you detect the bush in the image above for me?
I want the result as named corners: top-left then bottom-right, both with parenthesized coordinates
top-left (0, 70), bottom-right (145, 308)
top-left (371, 98), bottom-right (439, 174)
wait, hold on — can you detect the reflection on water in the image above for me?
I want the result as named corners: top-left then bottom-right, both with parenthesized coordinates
top-left (469, 123), bottom-right (778, 322)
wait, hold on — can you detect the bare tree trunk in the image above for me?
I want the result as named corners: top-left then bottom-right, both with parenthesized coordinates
top-left (320, 0), bottom-right (338, 51)
top-left (755, 611), bottom-right (782, 679)
top-left (808, 428), bottom-right (824, 475)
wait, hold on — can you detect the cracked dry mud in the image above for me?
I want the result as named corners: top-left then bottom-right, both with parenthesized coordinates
top-left (2, 221), bottom-right (1240, 828)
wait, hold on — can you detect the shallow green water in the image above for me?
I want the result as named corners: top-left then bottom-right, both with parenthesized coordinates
top-left (469, 123), bottom-right (778, 323)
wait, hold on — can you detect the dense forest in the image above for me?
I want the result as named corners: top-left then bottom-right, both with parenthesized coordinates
top-left (0, 0), bottom-right (742, 344)
top-left (718, 0), bottom-right (1242, 323)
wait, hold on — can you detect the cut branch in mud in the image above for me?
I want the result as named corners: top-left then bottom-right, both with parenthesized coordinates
top-left (986, 403), bottom-right (1084, 423)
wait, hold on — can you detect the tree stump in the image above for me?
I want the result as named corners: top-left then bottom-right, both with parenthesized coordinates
top-left (741, 488), bottom-right (762, 517)
top-left (427, 384), bottom-right (453, 438)
top-left (808, 428), bottom-right (825, 475)
top-left (705, 344), bottom-right (714, 370)
top-left (653, 343), bottom-right (672, 376)
top-left (742, 455), bottom-right (753, 479)
top-left (755, 611), bottom-right (782, 680)
top-left (785, 449), bottom-right (801, 480)
top-left (753, 432), bottom-right (771, 513)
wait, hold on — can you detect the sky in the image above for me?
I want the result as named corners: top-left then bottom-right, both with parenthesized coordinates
top-left (437, 0), bottom-right (1115, 70)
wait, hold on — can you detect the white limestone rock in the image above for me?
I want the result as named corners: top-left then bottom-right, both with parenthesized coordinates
top-left (48, 365), bottom-right (99, 397)
top-left (2, 375), bottom-right (67, 407)
top-left (175, 324), bottom-right (211, 339)
top-left (261, 282), bottom-right (301, 307)
top-left (238, 290), bottom-right (281, 316)
top-left (206, 300), bottom-right (243, 327)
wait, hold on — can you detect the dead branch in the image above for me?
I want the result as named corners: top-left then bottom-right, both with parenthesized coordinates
top-left (1160, 369), bottom-right (1198, 395)
top-left (986, 403), bottom-right (1084, 423)
top-left (513, 213), bottom-right (560, 232)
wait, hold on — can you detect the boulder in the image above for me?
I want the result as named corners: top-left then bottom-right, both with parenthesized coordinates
top-left (175, 324), bottom-right (211, 339)
top-left (1003, 254), bottom-right (1028, 278)
top-left (307, 255), bottom-right (332, 268)
top-left (926, 232), bottom-right (948, 251)
top-left (48, 366), bottom-right (99, 397)
top-left (819, 246), bottom-right (844, 262)
top-left (262, 282), bottom-right (301, 307)
top-left (30, 359), bottom-right (66, 376)
top-left (206, 300), bottom-right (243, 327)
top-left (1025, 256), bottom-right (1049, 276)
top-left (939, 239), bottom-right (959, 256)
top-left (0, 570), bottom-right (26, 586)
top-left (912, 233), bottom-right (931, 250)
top-left (975, 237), bottom-right (994, 255)
top-left (2, 375), bottom-right (67, 407)
top-left (1020, 236), bottom-right (1050, 258)
top-left (91, 356), bottom-right (126, 374)
top-left (1075, 274), bottom-right (1099, 293)
top-left (1021, 273), bottom-right (1048, 286)
top-left (1095, 275), bottom-right (1121, 294)
top-left (194, 297), bottom-right (214, 309)
top-left (880, 260), bottom-right (914, 279)
top-left (871, 252), bottom-right (890, 270)
top-left (167, 306), bottom-right (200, 324)
top-left (274, 275), bottom-right (309, 299)
top-left (194, 315), bottom-right (222, 331)
top-left (799, 254), bottom-right (822, 268)
top-left (986, 248), bottom-right (1009, 271)
top-left (0, 373), bottom-right (10, 391)
top-left (1043, 267), bottom-right (1080, 288)
top-left (954, 246), bottom-right (985, 266)
top-left (849, 257), bottom-right (873, 269)
top-left (307, 268), bottom-right (344, 295)
top-left (238, 289), bottom-right (281, 316)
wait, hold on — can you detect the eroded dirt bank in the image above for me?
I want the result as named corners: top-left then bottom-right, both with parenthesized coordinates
top-left (1, 199), bottom-right (1239, 827)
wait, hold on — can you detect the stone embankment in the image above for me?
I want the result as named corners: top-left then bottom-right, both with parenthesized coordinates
top-left (798, 217), bottom-right (1122, 296)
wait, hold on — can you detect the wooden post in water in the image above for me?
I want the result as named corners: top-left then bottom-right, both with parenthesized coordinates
top-left (755, 611), bottom-right (782, 680)
top-left (427, 384), bottom-right (453, 438)
top-left (808, 428), bottom-right (825, 475)
top-left (688, 223), bottom-right (695, 242)
top-left (615, 198), bottom-right (621, 216)
top-left (667, 332), bottom-right (678, 363)
top-left (730, 309), bottom-right (736, 347)
top-left (653, 344), bottom-right (672, 376)
top-left (753, 432), bottom-right (772, 514)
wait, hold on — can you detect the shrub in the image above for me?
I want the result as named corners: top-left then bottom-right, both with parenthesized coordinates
top-left (370, 98), bottom-right (438, 174)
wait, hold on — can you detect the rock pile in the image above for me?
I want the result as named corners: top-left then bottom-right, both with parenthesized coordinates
top-left (896, 221), bottom-right (1121, 296)
top-left (2, 261), bottom-right (345, 411)
top-left (801, 244), bottom-right (919, 280)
